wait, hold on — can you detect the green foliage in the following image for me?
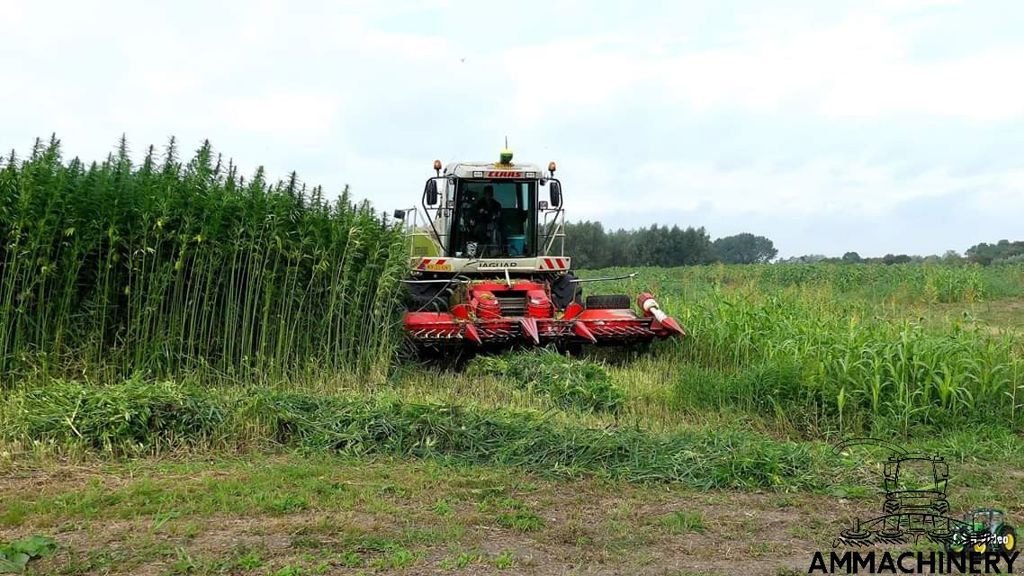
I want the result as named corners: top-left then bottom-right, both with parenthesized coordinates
top-left (712, 233), bottom-right (778, 264)
top-left (0, 135), bottom-right (406, 384)
top-left (966, 239), bottom-right (1024, 265)
top-left (585, 262), bottom-right (1021, 304)
top-left (466, 348), bottom-right (625, 413)
top-left (493, 498), bottom-right (545, 532)
top-left (493, 550), bottom-right (516, 569)
top-left (658, 510), bottom-right (705, 534)
top-left (0, 535), bottom-right (57, 573)
top-left (1, 380), bottom-right (831, 489)
top-left (564, 221), bottom-right (716, 268)
top-left (440, 552), bottom-right (481, 569)
top-left (620, 266), bottom-right (1024, 435)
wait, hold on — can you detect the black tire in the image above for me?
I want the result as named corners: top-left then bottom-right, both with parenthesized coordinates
top-left (404, 281), bottom-right (450, 312)
top-left (999, 525), bottom-right (1016, 552)
top-left (585, 294), bottom-right (631, 310)
top-left (550, 272), bottom-right (582, 310)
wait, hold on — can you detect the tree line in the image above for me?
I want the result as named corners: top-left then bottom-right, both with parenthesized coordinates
top-left (562, 221), bottom-right (777, 269)
top-left (560, 220), bottom-right (1021, 269)
top-left (779, 240), bottom-right (1023, 266)
top-left (964, 240), bottom-right (1024, 265)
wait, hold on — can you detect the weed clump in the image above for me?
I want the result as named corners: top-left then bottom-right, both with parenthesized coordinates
top-left (466, 349), bottom-right (625, 414)
top-left (0, 535), bottom-right (57, 573)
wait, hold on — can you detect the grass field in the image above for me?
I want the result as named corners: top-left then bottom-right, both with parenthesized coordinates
top-left (2, 139), bottom-right (1023, 575)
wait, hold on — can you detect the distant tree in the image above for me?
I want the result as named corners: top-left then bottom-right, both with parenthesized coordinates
top-left (563, 221), bottom-right (609, 268)
top-left (688, 226), bottom-right (717, 265)
top-left (776, 254), bottom-right (827, 264)
top-left (841, 251), bottom-right (862, 264)
top-left (941, 250), bottom-right (964, 264)
top-left (712, 233), bottom-right (778, 264)
top-left (966, 240), bottom-right (1024, 265)
top-left (881, 254), bottom-right (913, 265)
top-left (631, 225), bottom-right (660, 266)
top-left (562, 221), bottom-right (718, 268)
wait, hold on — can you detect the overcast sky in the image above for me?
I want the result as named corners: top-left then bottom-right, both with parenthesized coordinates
top-left (2, 0), bottom-right (1022, 258)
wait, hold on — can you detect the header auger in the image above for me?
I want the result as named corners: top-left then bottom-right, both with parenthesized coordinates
top-left (393, 147), bottom-right (686, 356)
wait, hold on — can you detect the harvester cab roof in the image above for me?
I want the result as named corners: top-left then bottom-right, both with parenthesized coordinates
top-left (398, 148), bottom-right (567, 274)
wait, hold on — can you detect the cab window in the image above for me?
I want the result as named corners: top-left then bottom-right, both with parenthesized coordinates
top-left (450, 180), bottom-right (536, 258)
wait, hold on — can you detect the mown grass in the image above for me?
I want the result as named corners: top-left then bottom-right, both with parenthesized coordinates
top-left (0, 379), bottom-right (839, 490)
top-left (465, 348), bottom-right (625, 414)
top-left (0, 456), bottom-right (729, 574)
top-left (4, 439), bottom-right (1024, 574)
top-left (0, 455), bottom-right (547, 574)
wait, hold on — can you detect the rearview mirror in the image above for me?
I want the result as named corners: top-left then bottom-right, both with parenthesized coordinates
top-left (424, 179), bottom-right (438, 206)
top-left (549, 180), bottom-right (562, 208)
top-left (393, 209), bottom-right (406, 220)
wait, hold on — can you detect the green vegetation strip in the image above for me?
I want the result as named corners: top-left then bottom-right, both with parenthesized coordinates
top-left (1, 380), bottom-right (833, 490)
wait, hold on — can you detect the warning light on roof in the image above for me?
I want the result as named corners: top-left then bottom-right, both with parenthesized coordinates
top-left (548, 161), bottom-right (557, 175)
top-left (433, 159), bottom-right (442, 175)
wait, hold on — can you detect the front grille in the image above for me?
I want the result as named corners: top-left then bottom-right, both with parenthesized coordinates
top-left (494, 293), bottom-right (528, 317)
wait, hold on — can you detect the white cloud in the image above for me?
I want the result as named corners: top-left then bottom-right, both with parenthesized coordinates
top-left (873, 0), bottom-right (963, 10)
top-left (1, 0), bottom-right (1023, 256)
top-left (563, 158), bottom-right (1017, 222)
top-left (386, 4), bottom-right (1024, 130)
top-left (218, 92), bottom-right (343, 139)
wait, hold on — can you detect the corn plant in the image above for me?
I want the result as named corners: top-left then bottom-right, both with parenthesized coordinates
top-left (581, 264), bottom-right (1024, 435)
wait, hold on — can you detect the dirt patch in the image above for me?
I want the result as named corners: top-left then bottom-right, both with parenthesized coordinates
top-left (0, 461), bottom-right (883, 576)
top-left (24, 453), bottom-right (1015, 575)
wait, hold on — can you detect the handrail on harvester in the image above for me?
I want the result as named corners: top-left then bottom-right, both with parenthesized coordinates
top-left (568, 272), bottom-right (638, 283)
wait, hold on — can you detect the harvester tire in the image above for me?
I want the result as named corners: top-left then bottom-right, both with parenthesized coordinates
top-left (550, 272), bottom-right (583, 310)
top-left (585, 294), bottom-right (631, 310)
top-left (405, 282), bottom-right (449, 312)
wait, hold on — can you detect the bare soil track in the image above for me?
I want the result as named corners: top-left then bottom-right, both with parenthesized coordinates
top-left (0, 455), bottom-right (886, 576)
